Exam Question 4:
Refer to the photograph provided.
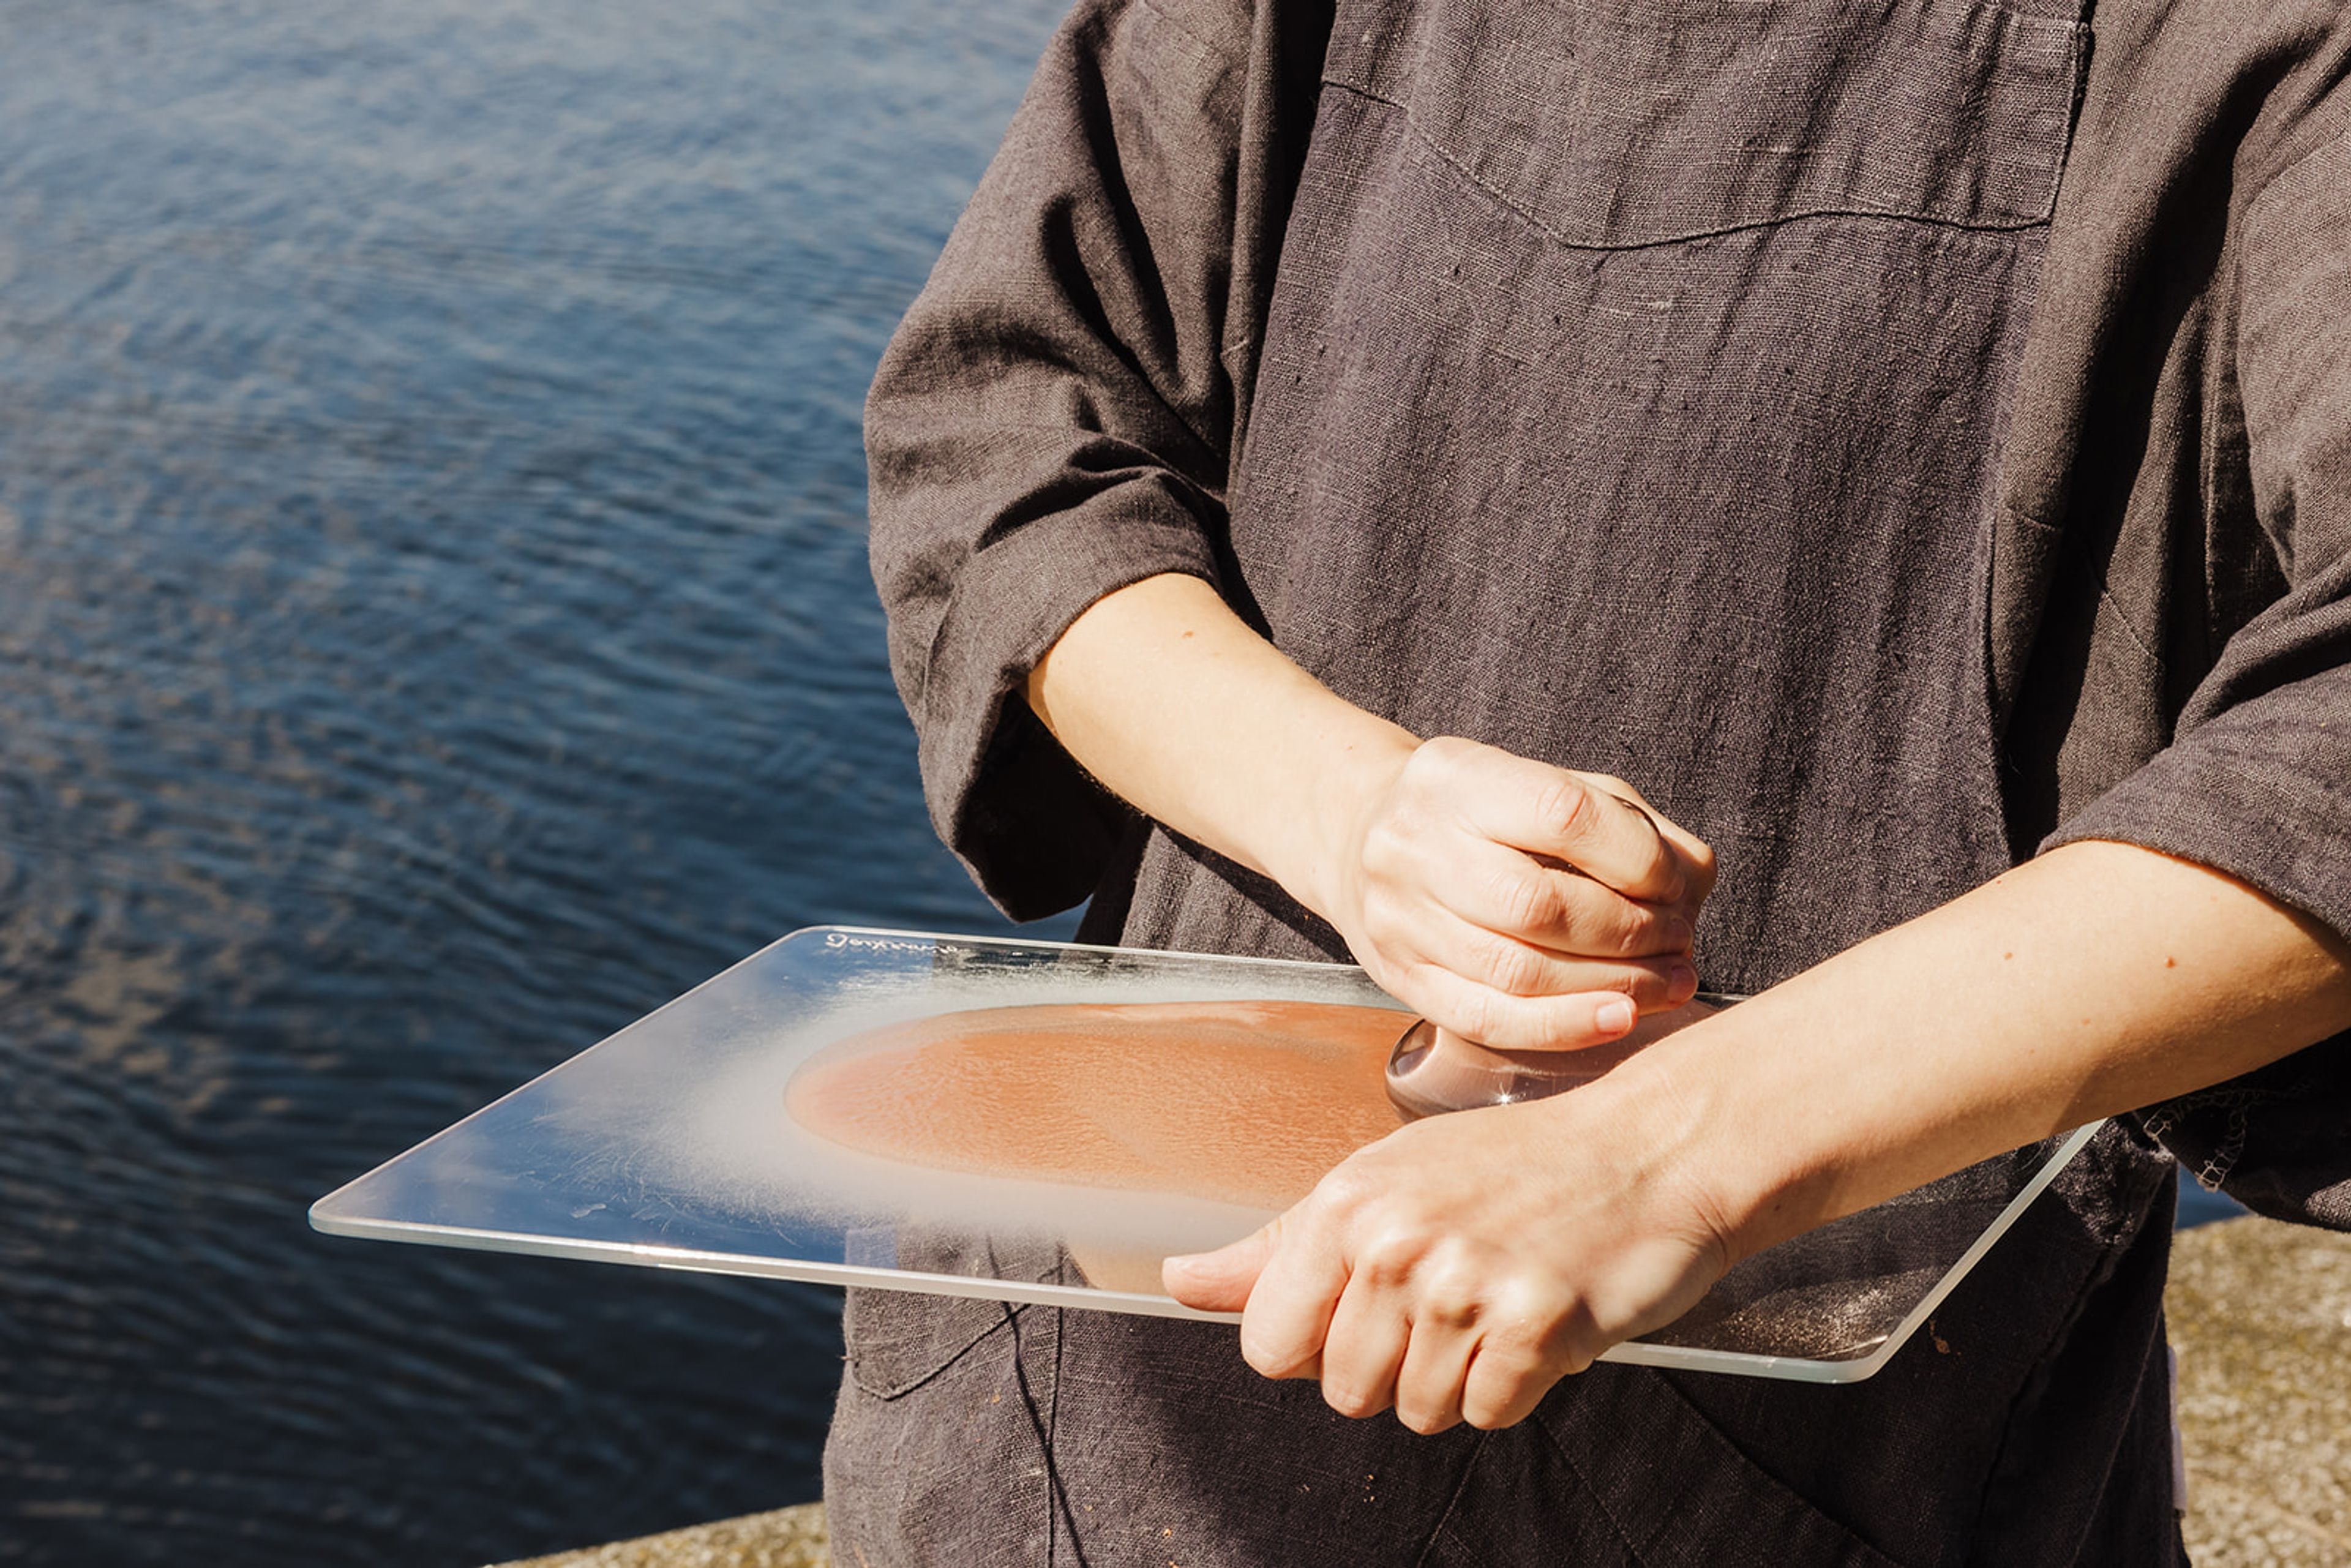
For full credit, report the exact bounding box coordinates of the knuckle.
[1475,934,1545,996]
[1357,899,1411,952]
[1477,1316,1545,1364]
[1398,1405,1455,1436]
[1641,961,1689,1002]
[1315,1161,1378,1214]
[1460,1400,1509,1431]
[1460,925,1506,973]
[1423,1297,1482,1335]
[1324,1382,1383,1419]
[1633,833,1685,898]
[1604,899,1655,956]
[1359,818,1398,863]
[1534,776,1597,844]
[1390,960,1447,1016]
[1418,1264,1487,1329]
[1354,1239,1417,1289]
[1460,1370,1537,1428]
[1360,819,1414,876]
[1491,869,1550,932]
[1409,735,1471,785]
[1646,911,1695,961]
[1453,988,1505,1045]
[1242,1337,1314,1380]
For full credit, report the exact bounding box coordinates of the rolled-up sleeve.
[867,0,1262,918]
[2049,129,2351,933]
[2045,126,2351,1220]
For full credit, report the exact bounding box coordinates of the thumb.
[1163,1222,1279,1312]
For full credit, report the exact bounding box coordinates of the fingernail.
[1671,961,1698,994]
[1596,998,1635,1035]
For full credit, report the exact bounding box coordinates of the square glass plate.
[311,926,2098,1384]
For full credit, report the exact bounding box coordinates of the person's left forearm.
[1645,838,2351,1266]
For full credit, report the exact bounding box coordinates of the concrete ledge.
[493,1504,828,1568]
[493,1216,2351,1567]
[2169,1216,2351,1566]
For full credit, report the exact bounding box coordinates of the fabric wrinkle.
[842,0,2351,1561]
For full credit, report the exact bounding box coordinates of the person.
[830,0,2351,1560]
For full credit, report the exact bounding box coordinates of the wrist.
[1575,1006,1829,1268]
[1265,710,1417,925]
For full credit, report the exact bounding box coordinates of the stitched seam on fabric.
[1127,0,1228,67]
[851,1305,1020,1400]
[1534,1415,1652,1565]
[1047,1306,1068,1566]
[922,505,1217,716]
[2211,232,2244,602]
[2055,13,2092,168]
[1960,1142,2167,1559]
[1642,1379,1910,1566]
[2237,113,2351,242]
[953,422,1234,471]
[1990,507,2171,690]
[948,419,1196,442]
[1005,1304,1081,1566]
[2204,223,2285,663]
[1409,1430,1491,1568]
[1997,497,2064,536]
[2142,1086,2271,1191]
[1318,78,2061,252]
[2229,139,2317,583]
[2093,582,2167,670]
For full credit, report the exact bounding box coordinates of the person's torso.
[1120,0,2093,988]
[1087,5,2182,1561]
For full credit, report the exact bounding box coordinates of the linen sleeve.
[2043,127,2351,1221]
[865,0,1265,919]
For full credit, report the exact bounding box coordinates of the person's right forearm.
[1024,572,1414,918]
[1024,573,1710,1046]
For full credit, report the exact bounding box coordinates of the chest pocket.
[1325,0,2087,246]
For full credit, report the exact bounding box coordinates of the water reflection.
[0,0,1069,1561]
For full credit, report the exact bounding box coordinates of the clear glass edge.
[307,925,2110,1387]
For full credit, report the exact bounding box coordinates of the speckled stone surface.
[490,1216,2351,1567]
[490,1503,829,1568]
[2172,1216,2351,1567]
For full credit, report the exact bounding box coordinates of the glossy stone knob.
[1383,998,1733,1120]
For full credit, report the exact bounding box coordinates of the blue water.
[0,1,1070,1562]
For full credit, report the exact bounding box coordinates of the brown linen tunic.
[836,1,2351,1562]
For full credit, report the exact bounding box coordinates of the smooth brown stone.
[784,1000,1412,1212]
[1385,1000,1722,1118]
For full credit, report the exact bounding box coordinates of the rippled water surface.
[0,2,1070,1561]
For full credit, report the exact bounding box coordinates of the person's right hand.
[1021,576,1712,1049]
[1307,735,1716,1051]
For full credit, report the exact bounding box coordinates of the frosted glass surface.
[310,926,2098,1384]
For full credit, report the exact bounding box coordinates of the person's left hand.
[1161,1076,1736,1432]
